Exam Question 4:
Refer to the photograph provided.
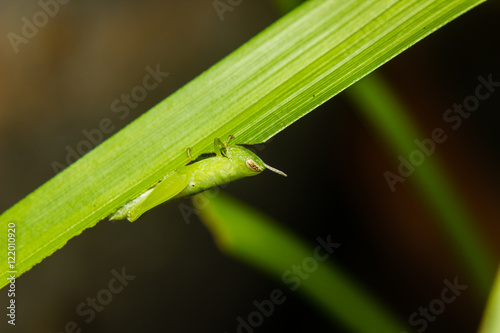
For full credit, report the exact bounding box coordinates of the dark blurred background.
[1,0,499,332]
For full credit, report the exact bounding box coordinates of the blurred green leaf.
[195,192,408,332]
[346,73,495,297]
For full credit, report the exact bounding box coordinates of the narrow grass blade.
[195,192,409,332]
[478,264,500,333]
[0,0,487,288]
[346,73,495,297]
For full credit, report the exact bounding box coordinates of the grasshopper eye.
[246,158,263,172]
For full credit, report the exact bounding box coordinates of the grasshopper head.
[226,145,287,177]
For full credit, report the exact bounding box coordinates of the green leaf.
[478,265,500,333]
[195,192,409,332]
[0,0,487,288]
[346,74,495,297]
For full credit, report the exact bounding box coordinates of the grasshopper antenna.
[264,163,287,177]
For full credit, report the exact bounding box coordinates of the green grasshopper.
[110,136,286,222]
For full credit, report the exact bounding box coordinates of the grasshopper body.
[110,136,286,222]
